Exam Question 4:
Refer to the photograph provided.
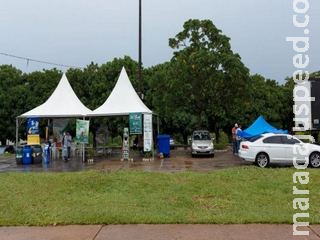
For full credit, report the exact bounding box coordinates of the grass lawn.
[0,167,319,226]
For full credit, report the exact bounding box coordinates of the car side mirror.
[211,137,215,141]
[188,137,192,144]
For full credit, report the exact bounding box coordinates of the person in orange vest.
[232,123,238,154]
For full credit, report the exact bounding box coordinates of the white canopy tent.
[89,67,158,155]
[16,73,93,148]
[19,73,92,118]
[89,67,152,116]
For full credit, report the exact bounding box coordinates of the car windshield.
[193,132,211,140]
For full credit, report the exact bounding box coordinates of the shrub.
[215,130,229,150]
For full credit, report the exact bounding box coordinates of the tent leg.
[82,117,85,163]
[16,118,19,148]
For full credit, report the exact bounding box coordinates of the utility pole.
[138,0,142,98]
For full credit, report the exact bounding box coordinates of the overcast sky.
[0,0,319,83]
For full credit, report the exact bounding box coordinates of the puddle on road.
[0,149,247,173]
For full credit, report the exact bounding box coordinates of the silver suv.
[191,130,214,157]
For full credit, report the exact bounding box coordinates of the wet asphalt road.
[0,148,251,173]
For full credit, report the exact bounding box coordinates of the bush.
[106,135,122,147]
[215,130,229,150]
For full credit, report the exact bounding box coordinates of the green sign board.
[129,113,142,134]
[76,119,90,143]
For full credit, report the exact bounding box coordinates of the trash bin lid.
[157,134,170,139]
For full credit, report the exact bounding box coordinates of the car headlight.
[209,142,214,149]
[192,143,197,148]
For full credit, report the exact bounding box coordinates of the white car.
[239,133,320,168]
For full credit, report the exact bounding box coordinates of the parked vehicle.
[191,130,214,157]
[170,137,175,149]
[239,133,320,168]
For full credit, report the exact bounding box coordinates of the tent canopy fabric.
[240,116,288,138]
[89,67,152,116]
[19,73,92,118]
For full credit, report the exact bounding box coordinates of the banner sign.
[129,113,142,135]
[27,118,39,135]
[143,114,153,152]
[27,134,40,145]
[76,119,90,143]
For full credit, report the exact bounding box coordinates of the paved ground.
[0,148,251,173]
[0,224,319,240]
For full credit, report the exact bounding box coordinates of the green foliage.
[213,131,229,150]
[146,19,250,142]
[106,135,122,147]
[294,131,316,143]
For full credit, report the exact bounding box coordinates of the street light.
[138,0,142,98]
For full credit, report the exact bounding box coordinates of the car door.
[262,136,286,161]
[281,136,306,162]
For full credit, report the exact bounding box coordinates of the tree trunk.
[215,127,220,143]
[92,129,97,148]
[183,132,188,145]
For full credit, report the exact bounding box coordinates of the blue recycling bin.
[157,135,170,157]
[22,145,32,165]
[43,144,50,164]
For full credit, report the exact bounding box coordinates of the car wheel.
[309,152,320,168]
[256,153,269,168]
[211,153,215,158]
[192,154,195,158]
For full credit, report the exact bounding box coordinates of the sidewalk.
[1,225,319,240]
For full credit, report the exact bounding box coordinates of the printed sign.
[76,119,90,143]
[143,114,153,152]
[27,118,39,135]
[129,113,142,135]
[27,134,40,145]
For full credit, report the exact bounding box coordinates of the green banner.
[76,119,90,143]
[129,113,142,135]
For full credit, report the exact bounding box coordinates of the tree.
[0,65,25,143]
[147,19,250,142]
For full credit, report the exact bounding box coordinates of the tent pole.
[82,117,85,163]
[16,118,19,148]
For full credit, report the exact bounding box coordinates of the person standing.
[236,125,242,153]
[232,123,238,154]
[62,132,68,161]
[66,132,72,159]
[62,132,72,161]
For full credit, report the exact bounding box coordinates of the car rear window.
[193,132,211,140]
[247,135,263,142]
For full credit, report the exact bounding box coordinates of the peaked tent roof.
[19,73,92,118]
[89,67,152,116]
[240,116,287,138]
